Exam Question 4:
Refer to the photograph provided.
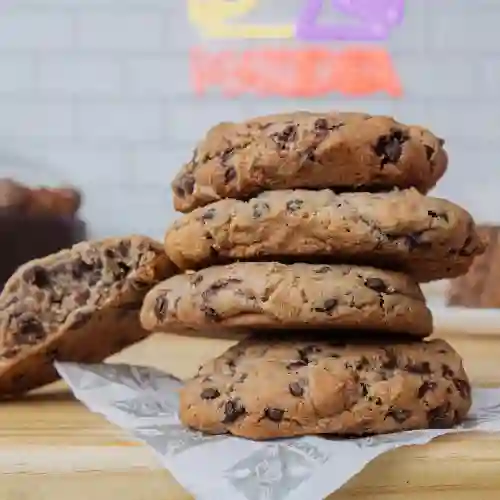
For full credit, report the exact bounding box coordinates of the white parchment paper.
[55,362,500,500]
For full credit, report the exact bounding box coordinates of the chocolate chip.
[373,130,407,166]
[313,298,338,314]
[360,382,369,398]
[289,381,304,397]
[287,360,308,371]
[202,278,243,299]
[69,310,92,329]
[428,403,451,428]
[252,202,270,219]
[201,208,216,221]
[224,167,236,184]
[23,266,50,288]
[303,146,316,161]
[286,199,303,212]
[200,305,221,322]
[382,350,398,370]
[438,138,445,146]
[192,274,204,286]
[453,378,470,398]
[356,356,370,370]
[222,399,246,423]
[314,266,331,274]
[154,296,167,321]
[406,362,432,374]
[428,210,449,223]
[406,232,431,251]
[364,277,387,293]
[17,317,45,341]
[386,408,411,424]
[424,145,435,161]
[71,258,98,280]
[442,364,455,378]
[418,381,437,398]
[314,118,329,131]
[175,175,195,197]
[271,125,296,149]
[201,388,220,400]
[265,408,284,422]
[221,147,235,163]
[117,241,130,257]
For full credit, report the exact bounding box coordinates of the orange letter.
[329,48,402,97]
[190,47,233,95]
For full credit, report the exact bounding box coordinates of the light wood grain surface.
[2,325,500,500]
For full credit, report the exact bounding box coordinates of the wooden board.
[2,328,500,500]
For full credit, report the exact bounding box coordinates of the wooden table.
[2,328,500,500]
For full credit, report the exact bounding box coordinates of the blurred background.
[0,0,496,293]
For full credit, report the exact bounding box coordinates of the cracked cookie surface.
[165,188,485,282]
[140,262,432,337]
[0,235,175,396]
[171,112,447,213]
[179,335,471,439]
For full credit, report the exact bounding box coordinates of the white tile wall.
[0,0,497,240]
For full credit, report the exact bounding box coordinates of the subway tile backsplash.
[0,0,497,239]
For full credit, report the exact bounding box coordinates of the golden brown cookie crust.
[165,188,485,282]
[140,262,432,337]
[180,336,471,439]
[171,112,447,213]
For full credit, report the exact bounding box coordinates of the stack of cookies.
[139,111,486,440]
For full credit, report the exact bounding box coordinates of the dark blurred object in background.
[447,225,497,308]
[0,178,86,290]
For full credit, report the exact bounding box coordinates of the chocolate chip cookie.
[171,112,447,213]
[0,235,175,396]
[179,335,471,439]
[140,262,432,337]
[165,188,485,282]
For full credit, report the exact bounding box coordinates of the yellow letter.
[187,0,294,39]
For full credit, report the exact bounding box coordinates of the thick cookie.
[179,335,471,439]
[165,188,485,282]
[0,235,175,396]
[140,262,432,337]
[171,112,447,213]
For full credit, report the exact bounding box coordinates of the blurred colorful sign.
[188,0,404,97]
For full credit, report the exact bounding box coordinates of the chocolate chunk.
[417,381,437,398]
[314,118,329,131]
[265,408,285,422]
[23,266,50,288]
[287,360,308,371]
[424,145,434,161]
[224,167,236,184]
[364,277,388,293]
[386,408,411,424]
[192,274,204,286]
[202,278,242,299]
[252,202,270,219]
[201,208,216,221]
[356,356,370,370]
[271,125,296,149]
[313,298,338,314]
[360,382,369,398]
[442,364,455,378]
[200,305,221,322]
[71,257,97,280]
[116,240,130,257]
[373,130,407,166]
[428,403,451,428]
[286,199,304,212]
[453,378,470,398]
[175,175,195,197]
[406,362,432,374]
[314,266,331,274]
[201,388,220,400]
[154,296,167,321]
[289,381,305,397]
[382,350,398,370]
[222,399,246,423]
[68,311,92,330]
[221,147,235,163]
[18,317,45,341]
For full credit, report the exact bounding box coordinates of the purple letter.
[296,0,405,41]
